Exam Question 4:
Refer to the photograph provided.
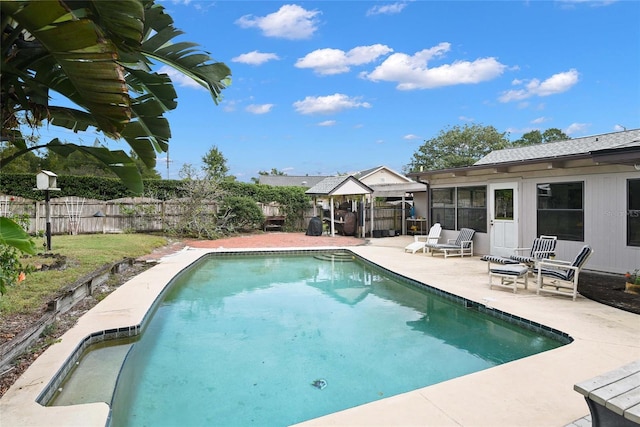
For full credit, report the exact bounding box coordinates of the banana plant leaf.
[0,217,36,255]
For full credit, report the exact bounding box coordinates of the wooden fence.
[0,195,217,235]
[0,195,405,236]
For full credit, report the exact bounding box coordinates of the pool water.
[109,253,564,426]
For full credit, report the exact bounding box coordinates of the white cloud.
[235,5,320,40]
[318,120,337,126]
[366,2,408,16]
[613,124,627,131]
[158,65,202,90]
[222,99,239,113]
[232,51,280,65]
[458,116,475,122]
[246,104,274,114]
[295,44,393,75]
[293,93,371,115]
[565,122,590,135]
[531,116,548,124]
[403,134,421,140]
[499,69,579,102]
[362,43,506,90]
[558,0,618,8]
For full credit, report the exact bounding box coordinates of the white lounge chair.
[404,223,442,254]
[536,245,593,301]
[426,228,476,258]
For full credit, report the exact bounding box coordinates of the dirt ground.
[1,233,638,397]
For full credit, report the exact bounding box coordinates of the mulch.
[578,271,640,315]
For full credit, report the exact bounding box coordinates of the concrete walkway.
[1,236,639,426]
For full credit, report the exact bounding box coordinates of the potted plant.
[624,269,640,294]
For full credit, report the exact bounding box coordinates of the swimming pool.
[102,252,566,426]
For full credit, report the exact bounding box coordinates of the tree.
[1,0,231,194]
[262,168,287,176]
[542,128,570,143]
[512,128,570,147]
[251,168,286,183]
[405,124,510,172]
[131,150,162,179]
[1,0,230,253]
[202,146,229,180]
[0,142,41,173]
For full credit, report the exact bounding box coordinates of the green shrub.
[221,196,265,231]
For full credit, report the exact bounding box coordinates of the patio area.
[1,234,639,426]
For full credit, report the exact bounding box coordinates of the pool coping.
[1,240,639,426]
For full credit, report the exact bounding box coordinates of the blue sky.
[47,1,640,181]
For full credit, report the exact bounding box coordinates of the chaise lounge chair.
[536,245,593,301]
[426,228,475,258]
[404,223,442,254]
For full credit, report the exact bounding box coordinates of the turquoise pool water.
[109,253,565,426]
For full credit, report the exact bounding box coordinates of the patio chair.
[536,245,593,301]
[509,235,557,269]
[481,235,558,273]
[404,223,442,254]
[426,228,475,258]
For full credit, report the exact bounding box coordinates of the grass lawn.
[0,234,169,316]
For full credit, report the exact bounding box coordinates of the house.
[408,129,640,275]
[260,167,427,235]
[354,166,427,234]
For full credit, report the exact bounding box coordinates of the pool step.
[313,252,355,262]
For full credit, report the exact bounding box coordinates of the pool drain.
[311,378,327,390]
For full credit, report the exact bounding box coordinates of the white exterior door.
[489,182,519,256]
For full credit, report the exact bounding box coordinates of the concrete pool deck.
[1,236,639,426]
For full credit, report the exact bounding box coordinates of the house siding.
[427,165,639,274]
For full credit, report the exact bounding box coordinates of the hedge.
[0,174,311,228]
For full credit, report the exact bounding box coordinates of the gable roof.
[475,129,640,166]
[258,175,327,188]
[305,175,372,196]
[353,165,414,183]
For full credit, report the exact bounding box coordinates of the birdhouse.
[36,170,59,190]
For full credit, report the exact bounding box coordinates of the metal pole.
[45,189,52,250]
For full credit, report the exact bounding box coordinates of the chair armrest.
[512,247,531,254]
[539,258,571,265]
[538,259,572,269]
[539,262,580,275]
[447,238,456,244]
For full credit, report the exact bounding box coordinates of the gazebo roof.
[305,175,372,196]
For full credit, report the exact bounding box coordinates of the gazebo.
[366,181,428,235]
[305,175,373,237]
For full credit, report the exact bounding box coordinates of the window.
[628,179,640,247]
[430,186,487,232]
[431,188,455,230]
[494,189,514,220]
[457,186,487,232]
[537,182,584,241]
